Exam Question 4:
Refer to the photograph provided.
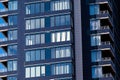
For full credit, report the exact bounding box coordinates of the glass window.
[66,47,71,57]
[36,3,40,13]
[51,46,71,59]
[26,18,45,30]
[30,51,35,61]
[35,19,40,29]
[56,48,60,58]
[90,19,100,30]
[56,16,60,26]
[25,49,45,62]
[41,50,45,60]
[13,61,17,71]
[41,66,45,76]
[26,3,44,15]
[41,3,44,12]
[31,67,35,77]
[8,60,17,71]
[51,48,55,58]
[51,0,70,11]
[41,18,45,28]
[56,32,61,42]
[25,65,45,78]
[8,30,17,40]
[51,33,55,42]
[91,35,101,46]
[31,4,35,14]
[8,1,18,10]
[26,20,31,30]
[26,34,45,46]
[61,47,65,58]
[51,17,54,27]
[26,51,30,61]
[26,5,31,14]
[66,31,70,41]
[36,66,40,77]
[35,50,40,60]
[52,63,71,75]
[51,31,71,43]
[31,19,35,29]
[8,61,12,71]
[61,16,65,25]
[25,68,30,78]
[91,50,102,62]
[50,15,71,27]
[92,67,102,78]
[8,45,17,56]
[35,34,40,44]
[61,32,66,41]
[66,15,70,25]
[41,34,45,44]
[90,4,100,15]
[8,15,17,25]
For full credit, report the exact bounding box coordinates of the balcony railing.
[0,53,7,57]
[100,10,109,14]
[0,38,7,42]
[102,57,111,61]
[0,63,7,73]
[0,23,8,27]
[0,68,7,72]
[100,25,110,30]
[0,8,8,12]
[101,41,111,45]
[102,73,114,78]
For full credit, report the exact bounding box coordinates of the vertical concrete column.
[74,0,83,80]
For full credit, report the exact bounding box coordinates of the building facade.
[0,0,120,80]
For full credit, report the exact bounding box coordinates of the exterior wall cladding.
[0,0,120,80]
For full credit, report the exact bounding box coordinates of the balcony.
[89,0,112,11]
[90,3,113,27]
[100,58,115,73]
[0,45,17,59]
[0,0,17,13]
[91,27,114,42]
[0,60,17,76]
[92,66,115,80]
[92,50,115,72]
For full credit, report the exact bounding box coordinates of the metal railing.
[101,41,111,45]
[102,57,111,61]
[102,73,113,78]
[100,10,109,14]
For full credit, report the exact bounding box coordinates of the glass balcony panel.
[0,48,7,57]
[0,18,8,27]
[0,63,7,72]
[0,3,8,12]
[0,33,7,42]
